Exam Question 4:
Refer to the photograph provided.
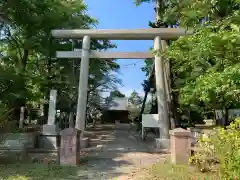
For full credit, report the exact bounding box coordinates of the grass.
[132,161,219,180]
[0,163,219,180]
[0,164,88,180]
[0,155,90,180]
[0,155,219,180]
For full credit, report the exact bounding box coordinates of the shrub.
[0,102,16,133]
[190,118,240,179]
[0,103,11,127]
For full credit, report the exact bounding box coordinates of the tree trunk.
[139,91,148,116]
[27,104,31,124]
[224,107,229,127]
[69,112,74,128]
[13,49,28,125]
[44,37,53,120]
[169,61,181,128]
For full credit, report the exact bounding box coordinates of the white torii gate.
[51,28,192,149]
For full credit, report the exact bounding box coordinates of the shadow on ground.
[0,153,134,180]
[0,123,168,180]
[81,123,168,179]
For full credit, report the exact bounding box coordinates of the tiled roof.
[107,97,128,111]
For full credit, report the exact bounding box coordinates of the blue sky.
[85,0,155,97]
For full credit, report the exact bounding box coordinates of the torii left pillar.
[75,36,90,148]
[154,36,170,150]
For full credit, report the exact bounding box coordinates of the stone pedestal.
[39,124,60,149]
[38,89,59,150]
[170,128,191,165]
[80,137,89,149]
[59,128,81,166]
[21,132,39,149]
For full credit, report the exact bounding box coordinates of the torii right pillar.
[154,36,170,150]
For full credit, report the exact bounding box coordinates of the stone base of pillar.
[80,137,89,149]
[155,138,170,150]
[59,128,81,166]
[38,124,60,150]
[170,128,191,165]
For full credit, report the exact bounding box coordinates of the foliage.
[0,102,12,128]
[141,59,153,77]
[128,160,218,179]
[137,0,240,125]
[162,0,240,27]
[135,0,156,6]
[0,0,121,125]
[128,90,143,121]
[142,80,151,93]
[0,163,85,180]
[143,100,152,114]
[109,90,125,98]
[190,118,240,179]
[136,0,240,27]
[128,107,140,122]
[128,90,143,107]
[105,90,126,106]
[166,10,240,111]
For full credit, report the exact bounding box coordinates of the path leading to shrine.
[79,124,169,179]
[27,124,168,179]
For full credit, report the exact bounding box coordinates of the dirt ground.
[33,124,168,179]
[0,124,169,180]
[80,124,169,179]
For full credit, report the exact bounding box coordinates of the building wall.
[102,110,129,123]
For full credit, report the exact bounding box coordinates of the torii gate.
[51,28,192,148]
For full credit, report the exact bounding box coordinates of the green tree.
[105,90,126,105]
[128,90,143,106]
[135,0,179,128]
[109,90,126,98]
[136,0,240,126]
[0,0,121,126]
[166,0,240,124]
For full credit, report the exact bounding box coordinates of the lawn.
[129,161,219,180]
[0,155,219,180]
[0,155,91,180]
[0,164,88,180]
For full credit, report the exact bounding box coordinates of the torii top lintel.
[51,28,193,40]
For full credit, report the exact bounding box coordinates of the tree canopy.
[128,90,143,107]
[0,0,121,124]
[137,0,240,124]
[109,90,126,98]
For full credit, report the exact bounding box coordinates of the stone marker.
[39,89,60,150]
[48,89,57,125]
[170,128,191,165]
[19,106,25,129]
[59,128,81,166]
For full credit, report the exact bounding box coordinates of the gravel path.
[79,124,169,179]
